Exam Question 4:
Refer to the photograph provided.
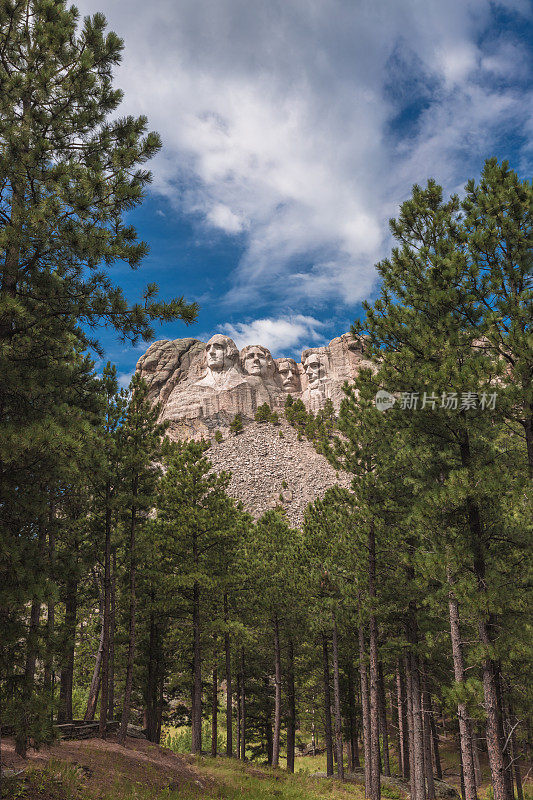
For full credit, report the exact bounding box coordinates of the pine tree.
[156,441,242,753]
[117,374,166,744]
[352,173,529,800]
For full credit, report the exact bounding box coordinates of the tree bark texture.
[322,633,334,778]
[272,615,282,768]
[332,615,345,780]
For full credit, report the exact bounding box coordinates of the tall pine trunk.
[508,700,524,800]
[447,567,477,800]
[347,663,361,770]
[359,623,372,797]
[404,653,416,799]
[396,660,410,780]
[369,523,381,800]
[421,668,435,800]
[404,626,426,800]
[286,638,296,774]
[118,484,138,745]
[191,579,202,753]
[16,597,41,757]
[84,591,105,723]
[58,576,78,723]
[322,633,334,777]
[428,692,442,780]
[211,662,218,757]
[378,662,390,777]
[459,433,510,800]
[108,547,116,721]
[272,614,282,768]
[240,647,246,760]
[43,522,55,700]
[144,603,159,742]
[99,489,112,738]
[224,594,233,757]
[236,671,241,759]
[332,614,344,780]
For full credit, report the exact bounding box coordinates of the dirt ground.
[1,734,213,796]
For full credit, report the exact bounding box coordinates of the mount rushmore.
[136,331,371,524]
[137,331,371,439]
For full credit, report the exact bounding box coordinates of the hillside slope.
[1,735,366,800]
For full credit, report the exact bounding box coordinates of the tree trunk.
[43,523,55,699]
[211,663,218,757]
[236,671,241,759]
[428,695,442,780]
[16,597,42,757]
[405,636,426,800]
[397,660,410,780]
[191,579,202,754]
[145,605,158,742]
[459,433,510,800]
[240,647,246,761]
[369,522,381,800]
[118,492,138,745]
[224,594,233,757]
[347,663,361,770]
[522,411,533,481]
[272,614,282,768]
[332,614,345,780]
[447,567,478,800]
[58,576,77,724]
[322,633,334,777]
[378,662,390,777]
[286,638,296,774]
[421,668,436,800]
[471,722,482,788]
[156,674,164,744]
[495,666,514,800]
[410,649,427,800]
[508,701,524,800]
[84,597,105,723]
[108,547,116,721]
[99,489,112,738]
[359,624,372,797]
[265,695,274,767]
[404,653,416,800]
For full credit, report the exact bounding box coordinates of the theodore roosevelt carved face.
[277,358,301,392]
[241,345,274,378]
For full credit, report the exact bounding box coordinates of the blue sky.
[77,0,533,386]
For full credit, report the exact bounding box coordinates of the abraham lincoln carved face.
[302,349,328,388]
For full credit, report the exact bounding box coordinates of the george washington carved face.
[205,334,239,373]
[277,358,301,392]
[241,345,275,378]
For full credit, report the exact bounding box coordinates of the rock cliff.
[136,332,370,525]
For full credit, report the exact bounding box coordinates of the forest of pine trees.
[0,3,531,800]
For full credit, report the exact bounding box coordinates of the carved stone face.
[205,335,239,373]
[277,358,300,391]
[303,352,327,388]
[241,345,274,377]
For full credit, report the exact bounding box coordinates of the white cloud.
[76,0,532,308]
[220,315,325,354]
[118,371,133,389]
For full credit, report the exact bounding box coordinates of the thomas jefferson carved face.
[303,350,327,388]
[277,358,300,391]
[241,345,274,377]
[205,335,239,373]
